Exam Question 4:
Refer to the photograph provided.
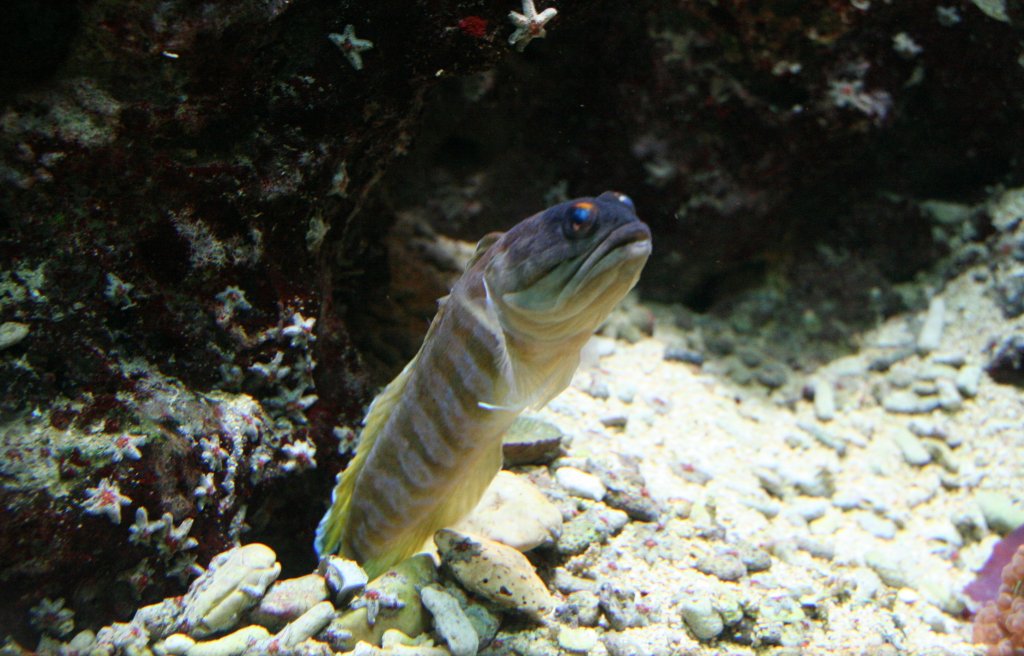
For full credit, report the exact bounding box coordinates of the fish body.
[315,191,652,577]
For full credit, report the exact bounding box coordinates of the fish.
[314,191,652,578]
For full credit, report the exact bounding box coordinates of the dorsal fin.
[466,231,504,270]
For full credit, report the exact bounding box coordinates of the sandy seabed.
[521,259,1020,656]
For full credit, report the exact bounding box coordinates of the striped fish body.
[316,192,652,578]
[330,270,521,575]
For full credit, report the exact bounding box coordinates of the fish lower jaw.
[622,238,652,260]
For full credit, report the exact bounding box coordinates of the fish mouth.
[575,220,652,281]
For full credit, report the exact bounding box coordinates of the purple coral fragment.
[965,522,1024,604]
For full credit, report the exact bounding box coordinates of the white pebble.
[679,597,724,641]
[813,379,836,422]
[857,513,897,539]
[919,603,956,633]
[274,601,335,648]
[891,428,932,467]
[616,383,637,404]
[955,365,982,398]
[865,549,909,588]
[188,626,271,656]
[161,634,196,656]
[788,499,829,522]
[421,585,478,656]
[936,379,962,411]
[555,467,606,501]
[557,626,600,653]
[848,568,883,605]
[583,336,617,360]
[0,322,29,350]
[898,588,919,604]
[976,491,1024,534]
[917,297,945,353]
[318,556,367,606]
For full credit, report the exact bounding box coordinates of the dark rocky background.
[1,0,1022,641]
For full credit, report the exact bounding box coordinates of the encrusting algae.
[315,192,652,577]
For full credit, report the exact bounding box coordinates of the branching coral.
[974,544,1024,655]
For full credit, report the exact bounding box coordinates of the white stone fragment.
[813,379,836,422]
[955,365,982,398]
[883,390,940,414]
[916,297,945,353]
[251,574,328,631]
[865,548,909,588]
[679,597,724,641]
[970,0,1009,23]
[133,597,183,639]
[582,335,617,361]
[273,601,336,648]
[161,633,196,656]
[915,571,964,615]
[177,544,281,638]
[847,567,883,605]
[65,630,96,653]
[0,322,29,349]
[421,585,478,656]
[182,626,270,656]
[890,428,932,467]
[935,378,963,411]
[555,467,606,501]
[318,556,368,606]
[557,625,600,653]
[857,513,897,539]
[976,491,1024,534]
[990,186,1024,230]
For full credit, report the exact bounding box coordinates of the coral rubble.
[974,544,1024,655]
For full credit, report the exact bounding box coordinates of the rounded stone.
[976,491,1024,534]
[502,416,565,466]
[177,543,281,638]
[679,597,724,641]
[435,529,555,619]
[0,321,29,350]
[955,365,982,398]
[813,379,836,422]
[555,467,607,501]
[250,573,329,631]
[421,585,478,656]
[317,556,368,607]
[455,471,563,551]
[695,553,747,582]
[557,626,600,653]
[857,513,898,540]
[890,428,932,467]
[755,362,788,388]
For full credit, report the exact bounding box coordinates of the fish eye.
[615,193,635,210]
[569,202,597,234]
